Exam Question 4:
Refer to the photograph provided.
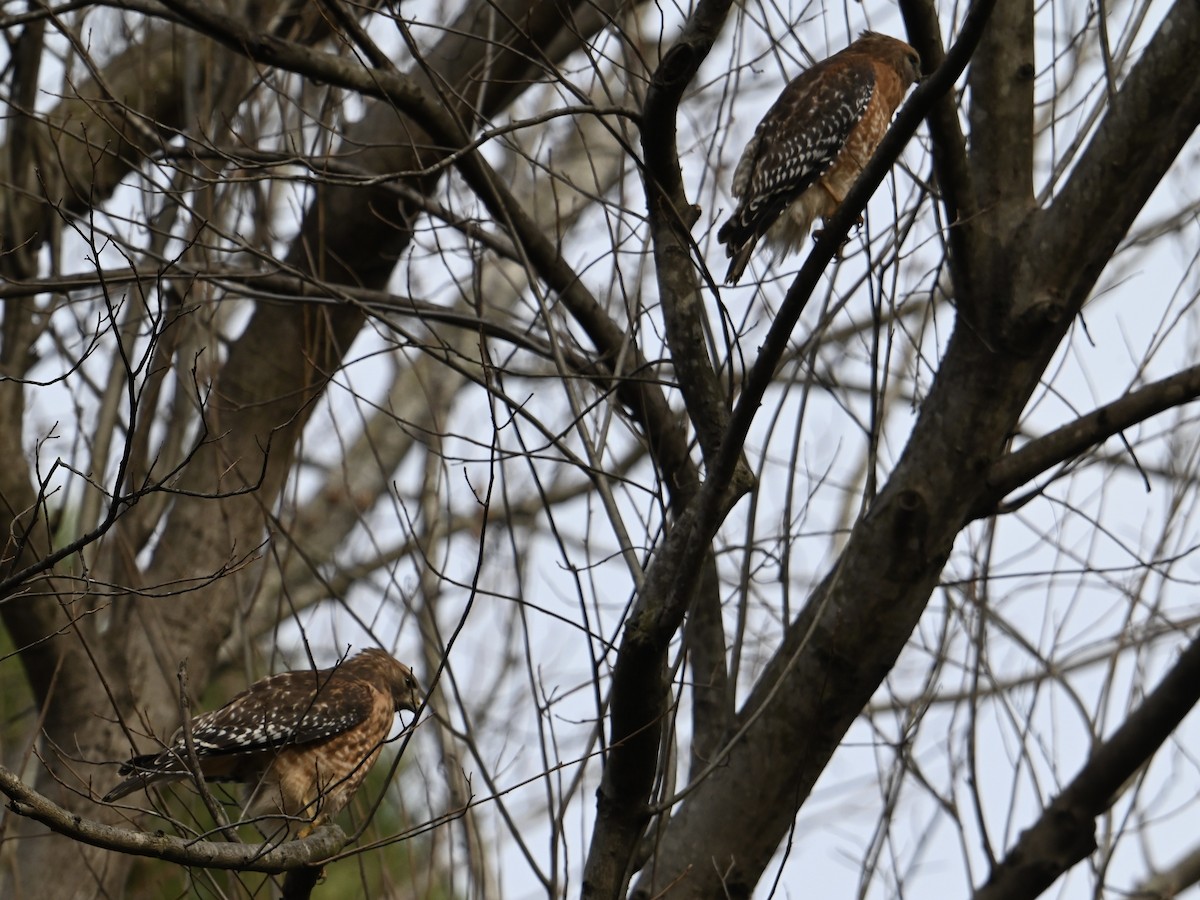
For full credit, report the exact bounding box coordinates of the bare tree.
[1,0,1200,898]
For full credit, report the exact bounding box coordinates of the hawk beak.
[400,686,427,716]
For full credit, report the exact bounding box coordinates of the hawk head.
[356,647,424,713]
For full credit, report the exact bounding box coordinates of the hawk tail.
[102,773,153,803]
[102,753,178,802]
[717,213,759,285]
[723,240,757,285]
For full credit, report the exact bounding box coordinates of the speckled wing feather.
[183,671,374,755]
[718,55,876,283]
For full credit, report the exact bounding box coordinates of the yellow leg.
[295,809,327,840]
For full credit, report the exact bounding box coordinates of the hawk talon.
[812,216,863,259]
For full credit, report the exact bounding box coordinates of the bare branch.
[0,764,344,872]
[974,628,1200,900]
[640,0,745,481]
[1029,0,1200,329]
[975,361,1200,519]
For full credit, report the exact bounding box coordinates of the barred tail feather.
[717,211,760,286]
[723,240,758,285]
[102,752,182,802]
[102,769,176,803]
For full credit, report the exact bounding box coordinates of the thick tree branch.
[898,0,978,296]
[967,0,1034,219]
[683,553,732,772]
[974,628,1200,900]
[640,0,747,483]
[961,0,1035,330]
[1029,0,1200,327]
[973,361,1200,519]
[154,0,695,507]
[0,764,344,871]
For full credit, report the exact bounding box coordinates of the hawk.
[103,648,422,836]
[717,32,921,285]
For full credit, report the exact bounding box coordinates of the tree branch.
[974,627,1200,900]
[973,361,1200,519]
[1026,0,1200,330]
[0,764,344,872]
[966,0,1034,220]
[1132,843,1200,900]
[640,0,747,485]
[155,0,697,508]
[898,0,978,296]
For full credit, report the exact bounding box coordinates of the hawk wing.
[184,670,375,756]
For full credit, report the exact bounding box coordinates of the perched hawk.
[104,648,422,835]
[717,32,921,285]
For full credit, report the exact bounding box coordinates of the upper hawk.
[717,32,921,285]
